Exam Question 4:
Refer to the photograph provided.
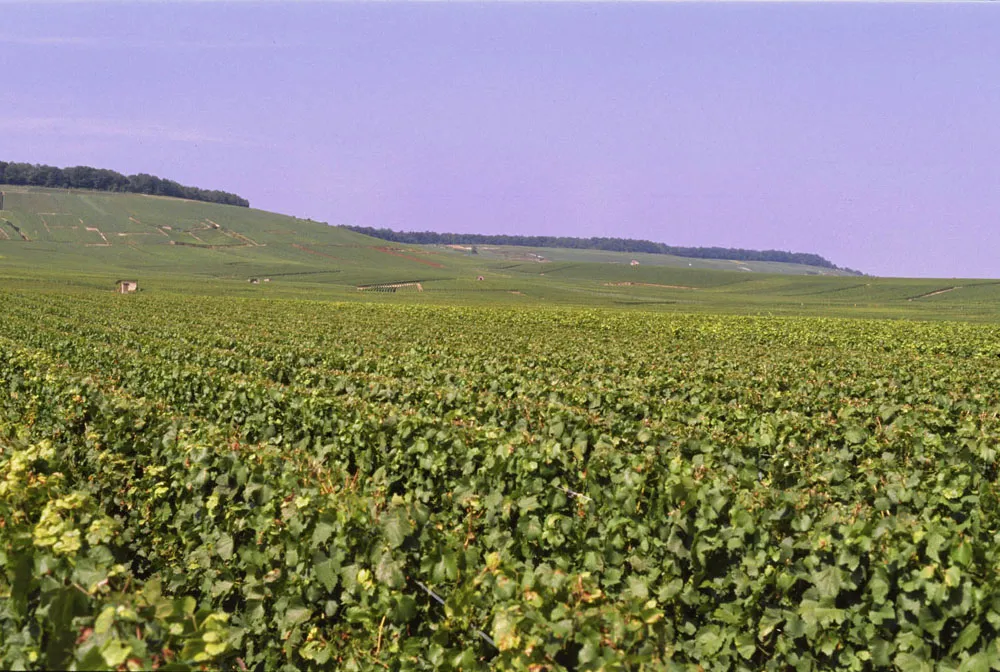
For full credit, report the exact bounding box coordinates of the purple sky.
[2,2,998,277]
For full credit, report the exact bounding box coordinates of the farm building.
[116,280,138,294]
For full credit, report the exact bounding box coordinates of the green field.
[6,187,1000,670]
[5,291,1000,670]
[3,186,1000,321]
[433,243,858,276]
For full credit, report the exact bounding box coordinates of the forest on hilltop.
[0,161,249,207]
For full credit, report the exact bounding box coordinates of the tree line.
[345,226,861,274]
[0,161,249,207]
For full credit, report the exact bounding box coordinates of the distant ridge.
[0,160,249,207]
[344,226,863,274]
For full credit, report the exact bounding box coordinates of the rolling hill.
[344,226,862,274]
[2,184,999,320]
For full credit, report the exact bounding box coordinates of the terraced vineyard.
[5,289,1000,670]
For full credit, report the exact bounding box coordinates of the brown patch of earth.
[909,286,962,300]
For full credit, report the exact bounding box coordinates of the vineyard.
[5,289,1000,670]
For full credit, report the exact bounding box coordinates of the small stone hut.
[116,280,138,294]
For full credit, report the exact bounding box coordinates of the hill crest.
[345,225,862,275]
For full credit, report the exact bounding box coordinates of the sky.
[1,2,998,278]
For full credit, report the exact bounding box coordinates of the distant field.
[2,185,1000,320]
[445,244,856,276]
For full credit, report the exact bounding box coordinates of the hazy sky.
[2,2,998,277]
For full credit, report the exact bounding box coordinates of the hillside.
[0,186,849,286]
[0,185,405,288]
[4,185,1000,320]
[346,225,861,274]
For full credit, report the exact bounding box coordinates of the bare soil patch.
[910,286,963,300]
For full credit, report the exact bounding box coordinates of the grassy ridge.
[343,226,856,273]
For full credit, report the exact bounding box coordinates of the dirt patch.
[509,290,524,295]
[86,226,109,243]
[2,219,29,241]
[605,282,696,290]
[909,286,963,300]
[375,246,445,268]
[211,221,259,246]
